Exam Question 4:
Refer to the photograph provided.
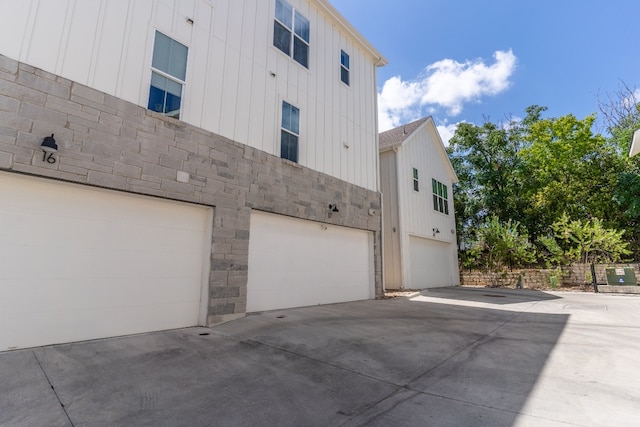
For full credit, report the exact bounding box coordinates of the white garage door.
[247,211,374,312]
[0,172,212,351]
[409,235,456,289]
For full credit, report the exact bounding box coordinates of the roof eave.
[380,117,459,183]
[314,0,388,67]
[425,117,459,184]
[379,140,403,153]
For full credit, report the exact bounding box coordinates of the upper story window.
[412,168,419,192]
[148,31,188,119]
[340,50,350,85]
[274,0,310,68]
[432,178,449,215]
[281,101,300,162]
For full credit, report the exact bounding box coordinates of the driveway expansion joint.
[32,350,75,427]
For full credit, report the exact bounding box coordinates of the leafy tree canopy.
[449,100,639,267]
[539,213,631,265]
[519,110,624,234]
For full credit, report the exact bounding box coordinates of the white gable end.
[379,117,460,289]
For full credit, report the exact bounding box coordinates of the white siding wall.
[394,120,459,287]
[0,0,380,190]
[380,150,402,289]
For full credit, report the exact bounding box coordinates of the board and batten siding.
[0,0,382,191]
[380,150,402,289]
[396,123,456,242]
[393,120,458,288]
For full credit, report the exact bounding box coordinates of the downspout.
[373,58,382,192]
[392,145,404,289]
[374,57,385,294]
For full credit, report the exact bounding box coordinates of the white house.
[630,129,640,157]
[0,0,387,350]
[379,117,460,290]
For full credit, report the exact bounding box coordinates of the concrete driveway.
[1,287,640,426]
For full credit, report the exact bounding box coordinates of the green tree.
[539,213,632,264]
[466,216,536,273]
[613,172,640,258]
[598,82,640,259]
[447,117,526,247]
[449,104,638,265]
[519,108,624,238]
[598,81,640,155]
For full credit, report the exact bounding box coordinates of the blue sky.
[331,0,640,142]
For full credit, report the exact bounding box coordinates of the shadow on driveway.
[417,285,562,305]
[2,287,638,426]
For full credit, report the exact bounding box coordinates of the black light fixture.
[432,227,440,237]
[40,134,57,163]
[327,203,339,218]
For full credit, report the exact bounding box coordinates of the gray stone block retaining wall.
[461,263,640,289]
[0,54,383,325]
[563,263,639,286]
[461,269,557,289]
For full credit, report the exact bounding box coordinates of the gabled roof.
[379,116,458,183]
[379,117,429,151]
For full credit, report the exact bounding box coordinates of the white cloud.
[378,50,517,131]
[622,88,640,110]
[436,122,460,147]
[502,115,522,130]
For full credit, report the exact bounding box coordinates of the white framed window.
[273,0,310,68]
[432,178,449,215]
[412,168,419,192]
[148,31,188,119]
[281,101,299,162]
[340,50,350,85]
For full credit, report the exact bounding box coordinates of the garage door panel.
[0,173,212,351]
[2,181,206,225]
[0,301,200,349]
[2,215,206,251]
[1,276,202,314]
[409,236,455,289]
[3,241,204,281]
[247,211,373,312]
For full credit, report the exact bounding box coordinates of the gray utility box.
[605,267,638,286]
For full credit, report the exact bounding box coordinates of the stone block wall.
[0,54,383,325]
[461,269,558,289]
[563,263,640,286]
[461,263,640,289]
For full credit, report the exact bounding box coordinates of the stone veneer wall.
[461,269,557,289]
[461,264,640,289]
[0,54,383,325]
[562,263,640,286]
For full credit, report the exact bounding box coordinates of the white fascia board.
[314,0,388,67]
[630,129,640,157]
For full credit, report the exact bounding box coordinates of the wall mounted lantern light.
[327,203,339,218]
[40,134,57,163]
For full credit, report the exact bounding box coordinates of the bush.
[537,213,632,265]
[465,216,537,273]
